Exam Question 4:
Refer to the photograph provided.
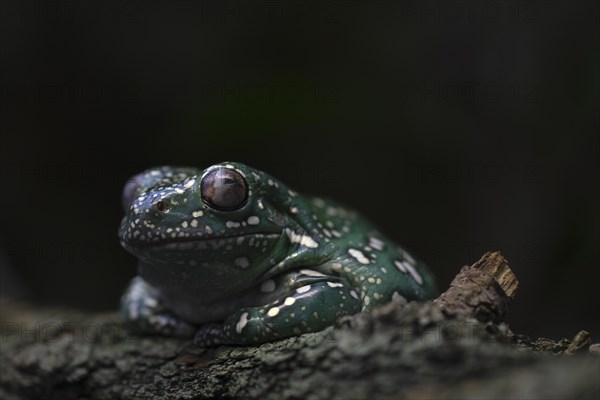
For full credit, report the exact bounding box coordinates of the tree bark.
[1,252,598,399]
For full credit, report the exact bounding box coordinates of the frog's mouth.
[121,232,282,252]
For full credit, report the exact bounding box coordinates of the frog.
[118,162,437,346]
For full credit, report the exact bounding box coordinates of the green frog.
[119,162,437,346]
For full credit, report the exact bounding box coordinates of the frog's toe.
[194,323,226,346]
[126,311,196,337]
[194,310,272,346]
[121,277,196,337]
[149,314,196,337]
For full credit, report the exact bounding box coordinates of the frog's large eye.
[201,167,248,211]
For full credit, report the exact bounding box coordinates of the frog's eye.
[201,167,248,211]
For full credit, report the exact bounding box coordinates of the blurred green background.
[1,1,598,340]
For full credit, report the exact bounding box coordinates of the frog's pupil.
[201,167,248,211]
[156,201,165,211]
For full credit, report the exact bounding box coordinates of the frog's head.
[119,162,325,295]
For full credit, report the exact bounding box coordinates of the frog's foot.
[121,277,195,337]
[194,279,361,346]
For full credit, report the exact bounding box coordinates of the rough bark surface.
[1,252,598,399]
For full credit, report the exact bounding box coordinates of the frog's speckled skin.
[119,162,437,346]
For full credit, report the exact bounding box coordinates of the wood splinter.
[433,251,519,323]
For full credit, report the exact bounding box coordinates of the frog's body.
[119,162,437,346]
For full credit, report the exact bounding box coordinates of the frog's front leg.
[194,277,362,346]
[121,276,196,337]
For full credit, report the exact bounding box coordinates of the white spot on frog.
[296,285,311,294]
[349,290,359,299]
[394,260,423,285]
[326,281,344,288]
[267,307,280,317]
[284,297,296,306]
[192,210,204,218]
[300,269,325,277]
[325,206,338,216]
[247,216,260,225]
[369,237,385,251]
[403,262,423,285]
[285,228,318,248]
[235,312,249,334]
[234,257,250,269]
[226,221,240,228]
[313,198,325,208]
[348,248,369,265]
[394,260,407,273]
[261,279,276,293]
[144,297,158,307]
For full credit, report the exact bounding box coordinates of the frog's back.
[304,195,437,305]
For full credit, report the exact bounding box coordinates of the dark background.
[1,1,598,340]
